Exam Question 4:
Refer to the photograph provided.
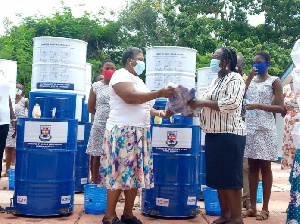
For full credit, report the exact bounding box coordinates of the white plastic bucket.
[31,63,86,92]
[0,59,17,106]
[146,72,195,91]
[33,36,88,66]
[146,46,197,74]
[84,63,92,103]
[197,67,218,87]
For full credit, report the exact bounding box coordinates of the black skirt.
[205,133,246,189]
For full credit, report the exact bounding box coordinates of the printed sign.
[187,196,197,205]
[81,178,88,185]
[152,127,192,154]
[156,198,169,207]
[77,125,85,143]
[61,195,71,204]
[36,82,74,90]
[17,196,27,204]
[24,121,68,149]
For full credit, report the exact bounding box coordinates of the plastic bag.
[292,67,300,95]
[165,82,195,116]
[291,39,300,66]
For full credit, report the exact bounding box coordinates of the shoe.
[121,215,142,224]
[0,206,5,213]
[102,216,124,224]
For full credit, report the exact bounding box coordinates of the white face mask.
[133,60,145,76]
[16,88,22,95]
[210,59,222,73]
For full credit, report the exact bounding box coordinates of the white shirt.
[0,73,11,125]
[106,68,154,130]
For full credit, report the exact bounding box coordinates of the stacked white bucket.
[0,59,17,108]
[196,67,218,98]
[145,46,197,91]
[31,37,88,121]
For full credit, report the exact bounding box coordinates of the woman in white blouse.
[189,47,246,224]
[99,47,176,224]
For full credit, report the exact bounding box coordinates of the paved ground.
[0,162,290,224]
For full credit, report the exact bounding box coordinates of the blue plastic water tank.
[29,91,76,120]
[198,146,206,200]
[75,122,92,192]
[142,120,201,217]
[11,118,77,216]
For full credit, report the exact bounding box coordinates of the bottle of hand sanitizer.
[32,99,41,118]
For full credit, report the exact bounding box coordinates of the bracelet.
[11,119,17,122]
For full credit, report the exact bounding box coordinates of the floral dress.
[281,84,300,169]
[286,149,300,223]
[6,97,27,147]
[86,81,110,156]
[244,76,279,161]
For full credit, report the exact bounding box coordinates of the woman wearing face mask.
[3,83,28,177]
[189,47,246,224]
[86,59,115,184]
[242,51,284,220]
[99,47,176,224]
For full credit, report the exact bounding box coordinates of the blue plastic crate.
[84,184,107,214]
[203,187,221,216]
[8,169,15,190]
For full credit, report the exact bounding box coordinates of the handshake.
[165,84,196,116]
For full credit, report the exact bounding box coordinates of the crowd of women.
[1,44,299,224]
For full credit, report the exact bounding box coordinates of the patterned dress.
[286,149,300,224]
[6,97,27,147]
[281,84,300,169]
[244,76,279,161]
[86,81,110,156]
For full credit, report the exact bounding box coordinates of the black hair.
[255,51,271,63]
[221,47,237,72]
[93,74,103,83]
[100,59,114,68]
[121,47,143,67]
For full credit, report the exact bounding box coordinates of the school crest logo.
[39,125,51,141]
[166,131,178,147]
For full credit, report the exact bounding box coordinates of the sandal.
[102,216,124,224]
[242,208,257,218]
[242,199,251,210]
[121,215,142,224]
[0,206,5,213]
[256,210,269,220]
[1,173,8,177]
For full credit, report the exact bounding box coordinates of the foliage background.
[0,0,299,96]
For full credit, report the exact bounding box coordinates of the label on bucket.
[17,196,27,204]
[156,198,169,207]
[61,195,71,204]
[36,82,74,90]
[24,121,68,149]
[187,196,197,205]
[81,178,88,184]
[152,127,192,154]
[77,125,85,143]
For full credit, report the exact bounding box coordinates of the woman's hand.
[158,87,177,98]
[11,120,17,138]
[160,110,174,118]
[248,67,257,78]
[245,103,260,110]
[188,99,205,110]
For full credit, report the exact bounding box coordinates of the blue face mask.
[133,60,145,76]
[253,61,270,75]
[210,59,222,73]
